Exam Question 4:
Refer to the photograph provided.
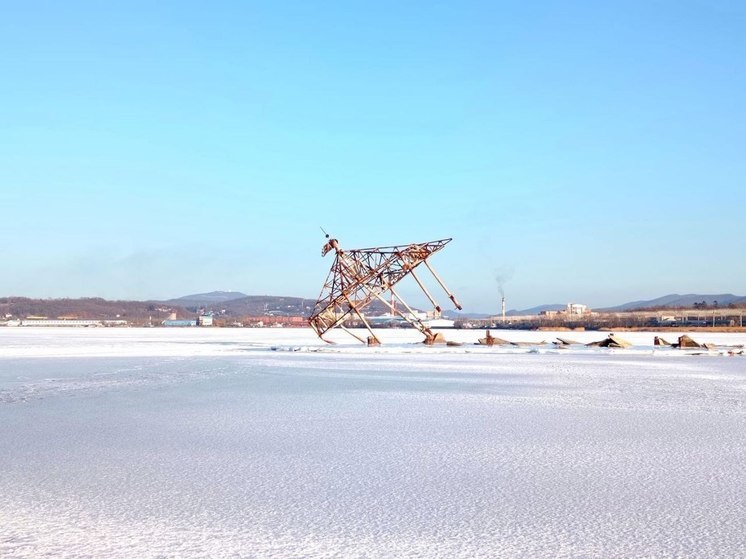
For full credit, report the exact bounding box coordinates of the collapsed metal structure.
[308,233,462,345]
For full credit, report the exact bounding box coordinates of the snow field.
[0,328,744,557]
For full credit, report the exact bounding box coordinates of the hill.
[599,293,746,312]
[207,296,313,317]
[168,291,250,306]
[3,292,745,324]
[168,292,338,317]
[0,297,188,323]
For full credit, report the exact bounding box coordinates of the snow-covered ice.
[0,327,744,558]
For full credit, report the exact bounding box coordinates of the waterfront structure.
[9,319,128,327]
[162,319,198,327]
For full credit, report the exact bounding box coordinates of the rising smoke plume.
[494,267,514,299]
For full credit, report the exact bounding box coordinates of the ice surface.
[0,328,745,557]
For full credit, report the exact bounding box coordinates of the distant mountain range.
[1,292,744,323]
[172,291,746,317]
[501,294,746,315]
[166,291,314,317]
[598,293,746,312]
[168,291,251,306]
[443,305,565,319]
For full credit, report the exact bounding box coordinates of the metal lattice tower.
[308,234,462,345]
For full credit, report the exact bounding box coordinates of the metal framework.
[308,234,462,344]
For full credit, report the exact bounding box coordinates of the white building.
[566,303,589,315]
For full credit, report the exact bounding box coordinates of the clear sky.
[1,1,744,313]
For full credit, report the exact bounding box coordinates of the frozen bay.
[1,328,745,558]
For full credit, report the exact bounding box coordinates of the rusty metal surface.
[308,234,462,344]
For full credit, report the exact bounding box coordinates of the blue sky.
[1,1,744,312]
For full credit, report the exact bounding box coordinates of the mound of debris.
[477,331,510,346]
[587,333,633,348]
[653,336,673,346]
[653,335,745,354]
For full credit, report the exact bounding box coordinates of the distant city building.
[567,303,589,315]
[197,315,214,326]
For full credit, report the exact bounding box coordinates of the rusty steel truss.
[308,234,462,345]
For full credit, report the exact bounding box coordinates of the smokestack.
[501,296,506,322]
